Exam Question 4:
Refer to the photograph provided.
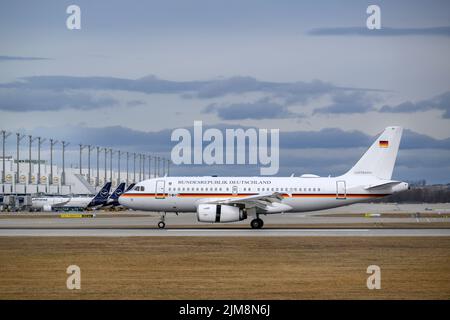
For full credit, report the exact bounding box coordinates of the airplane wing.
[47,197,72,208]
[206,192,288,211]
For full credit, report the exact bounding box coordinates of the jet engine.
[197,204,247,223]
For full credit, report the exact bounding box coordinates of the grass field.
[0,237,449,299]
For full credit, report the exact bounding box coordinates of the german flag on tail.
[379,140,389,148]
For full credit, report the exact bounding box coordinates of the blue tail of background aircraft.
[108,182,126,206]
[125,183,136,192]
[88,182,112,207]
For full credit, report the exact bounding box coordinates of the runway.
[1,204,449,237]
[0,228,449,237]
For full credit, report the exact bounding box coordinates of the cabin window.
[318,188,320,191]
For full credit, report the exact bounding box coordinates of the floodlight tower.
[133,152,136,183]
[16,133,25,183]
[117,150,121,184]
[148,155,152,179]
[153,156,158,178]
[79,144,86,175]
[104,148,108,183]
[61,141,70,185]
[1,130,11,184]
[37,137,46,184]
[126,151,129,184]
[96,146,101,187]
[109,149,116,184]
[50,139,59,185]
[28,135,37,184]
[87,145,95,185]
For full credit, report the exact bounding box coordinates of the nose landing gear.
[157,221,166,229]
[157,212,166,229]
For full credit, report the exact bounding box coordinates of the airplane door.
[336,180,346,199]
[155,180,166,199]
[232,186,238,196]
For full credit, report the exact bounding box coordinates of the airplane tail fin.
[344,126,403,180]
[125,183,136,192]
[109,182,126,200]
[93,182,112,201]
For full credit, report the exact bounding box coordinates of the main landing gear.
[158,212,166,229]
[250,218,264,229]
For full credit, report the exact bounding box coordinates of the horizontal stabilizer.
[364,181,402,190]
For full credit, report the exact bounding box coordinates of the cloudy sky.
[0,0,449,183]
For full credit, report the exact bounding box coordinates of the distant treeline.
[374,185,450,203]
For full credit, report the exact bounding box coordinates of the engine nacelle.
[42,204,53,212]
[197,204,247,223]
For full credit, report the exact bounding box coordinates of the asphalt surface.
[0,203,448,236]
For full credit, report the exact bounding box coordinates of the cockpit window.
[141,186,145,191]
[134,186,141,191]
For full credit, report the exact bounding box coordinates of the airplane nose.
[118,195,127,206]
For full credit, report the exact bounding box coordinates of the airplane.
[125,183,136,192]
[101,182,126,208]
[118,126,409,229]
[32,182,112,211]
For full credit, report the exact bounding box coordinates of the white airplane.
[32,182,112,211]
[119,126,409,228]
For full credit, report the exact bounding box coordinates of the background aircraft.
[32,182,112,211]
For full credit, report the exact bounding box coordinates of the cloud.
[22,124,450,152]
[308,26,450,37]
[379,91,450,118]
[314,92,377,114]
[0,75,387,115]
[0,75,380,105]
[203,98,300,120]
[0,88,118,112]
[0,55,51,61]
[15,124,450,183]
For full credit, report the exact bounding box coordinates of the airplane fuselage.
[119,176,408,213]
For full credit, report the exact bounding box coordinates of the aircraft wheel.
[250,218,264,229]
[157,221,166,229]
